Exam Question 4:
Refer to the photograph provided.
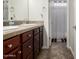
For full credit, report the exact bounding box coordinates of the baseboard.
[67,46,74,58]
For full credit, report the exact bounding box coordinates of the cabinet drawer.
[40,26,43,32]
[34,28,39,35]
[22,31,33,43]
[3,35,20,54]
[34,34,39,49]
[23,39,33,59]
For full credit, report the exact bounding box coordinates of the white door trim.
[67,0,70,48]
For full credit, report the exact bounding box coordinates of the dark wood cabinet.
[3,35,21,59]
[34,34,39,54]
[22,39,33,59]
[22,31,33,43]
[34,28,39,35]
[3,35,20,54]
[33,28,40,59]
[22,31,33,59]
[4,47,21,59]
[3,26,43,59]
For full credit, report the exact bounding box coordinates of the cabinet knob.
[8,44,13,48]
[18,51,21,54]
[28,46,32,48]
[28,34,31,37]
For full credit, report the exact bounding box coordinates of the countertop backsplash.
[3,20,44,26]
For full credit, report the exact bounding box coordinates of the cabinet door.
[3,47,21,59]
[34,34,39,59]
[22,39,33,59]
[34,34,39,50]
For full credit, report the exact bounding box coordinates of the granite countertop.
[3,23,44,40]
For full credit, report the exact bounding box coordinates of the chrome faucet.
[9,17,14,26]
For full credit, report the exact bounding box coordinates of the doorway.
[49,0,67,44]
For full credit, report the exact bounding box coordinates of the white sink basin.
[3,26,19,31]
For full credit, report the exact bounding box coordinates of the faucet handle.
[9,21,14,25]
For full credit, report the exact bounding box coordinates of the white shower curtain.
[49,1,67,39]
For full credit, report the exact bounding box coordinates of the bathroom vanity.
[3,24,43,59]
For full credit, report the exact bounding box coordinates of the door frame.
[67,0,70,48]
[48,0,69,46]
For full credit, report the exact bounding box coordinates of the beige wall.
[29,0,50,48]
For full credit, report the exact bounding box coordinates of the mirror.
[3,0,29,21]
[3,0,8,20]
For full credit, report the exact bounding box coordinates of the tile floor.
[37,42,74,59]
